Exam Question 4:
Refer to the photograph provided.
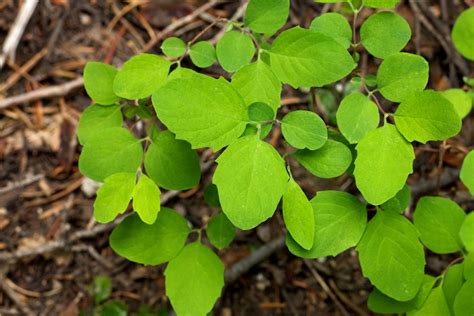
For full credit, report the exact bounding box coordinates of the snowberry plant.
[78,0,474,315]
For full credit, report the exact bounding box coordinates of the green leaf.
[452,8,474,61]
[310,13,352,49]
[357,211,425,301]
[336,92,379,144]
[354,124,414,205]
[93,173,135,223]
[144,131,200,191]
[441,89,472,119]
[110,208,190,265]
[293,139,352,178]
[282,179,315,250]
[368,275,435,314]
[153,74,248,151]
[83,62,120,105]
[286,191,367,258]
[189,41,216,68]
[360,12,411,59]
[377,53,429,102]
[204,184,220,207]
[407,285,450,316]
[244,0,289,35]
[269,26,355,88]
[114,53,171,99]
[453,281,474,316]
[77,104,123,145]
[394,90,461,143]
[380,184,411,214]
[132,175,161,224]
[460,150,474,195]
[362,0,400,8]
[161,37,186,58]
[443,263,465,314]
[165,243,224,316]
[79,127,143,182]
[216,31,255,72]
[281,110,327,150]
[465,253,474,280]
[460,212,474,253]
[213,135,289,230]
[101,301,128,316]
[91,276,112,304]
[413,196,466,254]
[231,60,282,111]
[206,212,235,249]
[248,102,275,122]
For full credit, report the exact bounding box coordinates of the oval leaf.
[460,150,474,195]
[132,174,161,224]
[77,104,123,145]
[189,41,216,68]
[216,31,255,72]
[206,212,236,250]
[244,0,289,35]
[281,110,328,150]
[452,8,474,61]
[83,62,120,105]
[310,13,352,49]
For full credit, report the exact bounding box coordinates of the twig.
[328,279,369,316]
[0,174,44,195]
[0,273,34,316]
[410,167,459,197]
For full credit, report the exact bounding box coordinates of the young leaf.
[269,26,355,88]
[460,150,474,195]
[244,0,289,35]
[153,74,248,151]
[231,60,282,111]
[362,0,400,8]
[443,263,465,314]
[293,139,352,178]
[161,37,186,59]
[453,281,474,316]
[132,175,161,225]
[336,92,379,144]
[310,13,352,49]
[93,172,135,223]
[357,211,425,301]
[380,184,411,214]
[216,31,255,72]
[413,196,465,254]
[407,285,450,316]
[281,110,327,150]
[460,212,474,253]
[189,41,216,68]
[77,104,123,145]
[286,191,367,258]
[110,208,190,265]
[377,53,429,102]
[165,243,224,316]
[144,131,201,191]
[213,135,289,230]
[79,127,143,182]
[113,54,171,100]
[452,8,474,61]
[206,212,235,249]
[248,102,275,122]
[83,62,120,105]
[394,90,461,143]
[367,275,435,314]
[282,179,315,250]
[441,89,473,119]
[90,276,112,304]
[360,12,411,59]
[354,124,414,205]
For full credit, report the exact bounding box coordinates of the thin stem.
[352,10,359,46]
[178,17,223,63]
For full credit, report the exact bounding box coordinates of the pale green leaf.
[282,178,315,250]
[83,62,120,105]
[336,92,379,144]
[460,212,474,253]
[113,54,171,99]
[357,211,425,301]
[460,150,474,195]
[360,12,411,59]
[310,13,352,49]
[165,243,224,316]
[269,26,355,88]
[443,263,465,314]
[407,285,450,316]
[377,53,429,102]
[287,191,367,258]
[109,208,190,265]
[132,175,161,225]
[153,74,248,151]
[381,184,411,214]
[441,89,472,119]
[453,281,474,316]
[281,110,327,150]
[189,41,216,68]
[452,8,474,61]
[144,131,200,191]
[244,0,289,35]
[79,127,143,182]
[293,139,352,178]
[94,173,135,223]
[206,212,235,249]
[354,124,414,205]
[213,135,289,230]
[363,0,400,8]
[161,37,186,59]
[216,31,255,72]
[394,90,461,143]
[77,104,123,145]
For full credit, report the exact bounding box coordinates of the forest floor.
[0,0,473,315]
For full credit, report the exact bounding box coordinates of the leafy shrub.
[78,0,474,315]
